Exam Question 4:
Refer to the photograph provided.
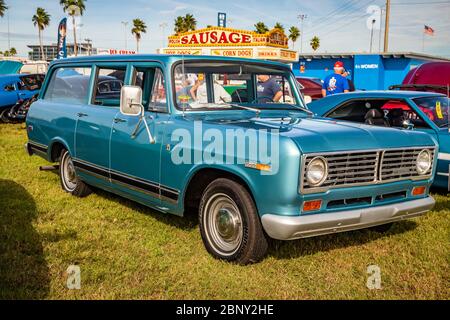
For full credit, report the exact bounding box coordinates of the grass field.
[0,123,449,299]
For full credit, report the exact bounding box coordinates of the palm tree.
[60,0,86,56]
[8,47,16,56]
[274,22,285,33]
[310,36,320,51]
[254,22,269,34]
[183,13,196,32]
[0,0,8,17]
[174,16,185,34]
[131,18,147,53]
[32,7,51,61]
[288,26,300,49]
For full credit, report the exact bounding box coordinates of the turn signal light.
[303,200,322,212]
[412,186,426,196]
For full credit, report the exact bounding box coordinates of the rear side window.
[44,67,92,104]
[92,67,125,107]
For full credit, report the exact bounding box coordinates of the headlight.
[306,156,328,186]
[416,149,432,175]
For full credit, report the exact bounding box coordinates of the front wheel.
[59,149,91,197]
[0,108,11,123]
[199,178,268,264]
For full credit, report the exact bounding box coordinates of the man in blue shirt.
[322,61,350,97]
[257,75,283,102]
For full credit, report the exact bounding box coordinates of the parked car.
[296,77,323,102]
[308,91,449,190]
[26,55,438,263]
[1,94,39,123]
[389,61,450,97]
[0,73,44,122]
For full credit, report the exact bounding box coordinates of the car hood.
[182,112,435,154]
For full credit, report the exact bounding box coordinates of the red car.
[296,77,323,102]
[390,61,450,96]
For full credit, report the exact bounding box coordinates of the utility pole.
[383,0,391,53]
[121,21,128,50]
[159,22,168,48]
[378,7,384,52]
[370,19,376,53]
[7,9,10,50]
[297,14,307,53]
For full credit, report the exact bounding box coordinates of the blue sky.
[1,0,449,57]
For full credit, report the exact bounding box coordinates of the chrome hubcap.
[204,193,243,255]
[63,153,77,191]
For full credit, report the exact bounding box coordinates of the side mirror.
[402,119,414,130]
[304,95,312,104]
[120,85,143,116]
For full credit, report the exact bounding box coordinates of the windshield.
[173,61,307,112]
[413,96,449,128]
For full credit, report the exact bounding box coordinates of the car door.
[1,80,20,108]
[74,64,126,183]
[110,64,171,207]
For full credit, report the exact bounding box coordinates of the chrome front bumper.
[261,196,435,240]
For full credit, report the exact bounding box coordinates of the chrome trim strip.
[72,157,179,203]
[262,196,435,240]
[438,152,450,161]
[299,146,436,194]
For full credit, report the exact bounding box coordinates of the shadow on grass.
[92,187,199,231]
[268,220,418,260]
[0,179,50,299]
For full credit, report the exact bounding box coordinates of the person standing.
[322,61,350,97]
[257,75,283,102]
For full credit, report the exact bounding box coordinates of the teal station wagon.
[26,55,438,263]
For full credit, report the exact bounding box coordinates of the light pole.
[384,0,391,52]
[369,19,376,53]
[159,22,168,48]
[297,14,307,53]
[84,38,92,55]
[121,21,128,50]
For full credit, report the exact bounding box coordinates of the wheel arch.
[182,166,258,218]
[48,138,72,162]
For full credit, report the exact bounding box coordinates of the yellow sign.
[436,101,444,119]
[162,48,202,55]
[168,27,289,48]
[211,48,253,58]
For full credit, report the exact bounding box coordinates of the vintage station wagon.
[26,55,438,263]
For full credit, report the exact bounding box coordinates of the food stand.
[158,26,298,64]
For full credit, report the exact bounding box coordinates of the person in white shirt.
[190,79,232,105]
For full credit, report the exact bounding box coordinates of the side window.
[327,101,368,121]
[133,67,167,112]
[382,100,429,129]
[149,69,167,112]
[44,67,92,104]
[18,75,42,91]
[92,67,125,107]
[4,83,16,92]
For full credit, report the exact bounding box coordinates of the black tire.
[199,178,268,264]
[0,108,11,123]
[369,222,394,233]
[59,149,91,197]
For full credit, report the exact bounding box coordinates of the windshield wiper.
[220,98,261,117]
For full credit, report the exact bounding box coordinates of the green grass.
[0,123,449,299]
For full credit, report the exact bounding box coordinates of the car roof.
[49,54,291,69]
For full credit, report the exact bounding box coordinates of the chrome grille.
[301,147,435,193]
[380,148,435,181]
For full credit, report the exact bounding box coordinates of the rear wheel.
[199,178,268,264]
[59,149,91,197]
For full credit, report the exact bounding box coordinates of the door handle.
[113,118,127,123]
[77,112,88,117]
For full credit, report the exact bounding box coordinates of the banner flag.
[57,18,67,59]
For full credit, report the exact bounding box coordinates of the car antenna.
[182,55,186,117]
